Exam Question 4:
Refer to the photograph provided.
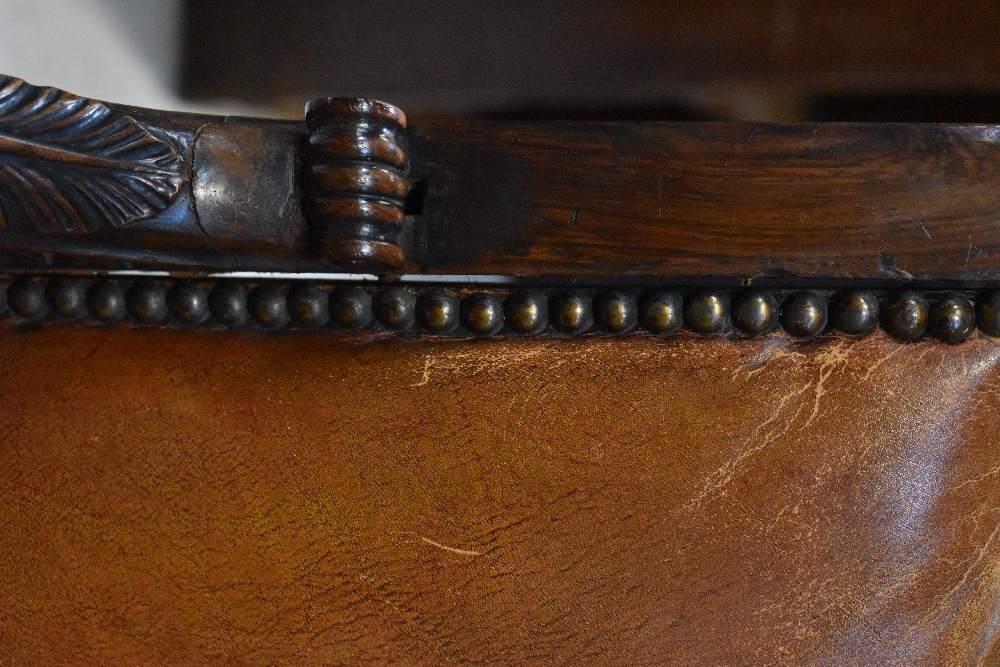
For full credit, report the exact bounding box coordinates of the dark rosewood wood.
[408,119,1000,284]
[4,73,1000,288]
[304,97,410,270]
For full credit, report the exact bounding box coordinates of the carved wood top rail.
[2,73,1000,343]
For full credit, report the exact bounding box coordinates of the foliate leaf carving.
[0,75,186,233]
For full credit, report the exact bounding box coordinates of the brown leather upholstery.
[0,327,997,665]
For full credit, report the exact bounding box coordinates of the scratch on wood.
[420,536,481,556]
[878,252,913,280]
[657,175,664,217]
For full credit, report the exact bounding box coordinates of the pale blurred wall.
[0,0,257,114]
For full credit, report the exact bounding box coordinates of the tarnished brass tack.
[596,291,638,334]
[208,283,249,327]
[126,280,169,324]
[417,290,460,333]
[505,291,548,335]
[375,286,416,330]
[331,286,374,330]
[733,291,777,335]
[464,293,504,336]
[882,293,928,341]
[46,277,87,319]
[87,280,126,323]
[642,291,683,334]
[288,285,330,327]
[167,282,210,326]
[249,285,290,329]
[976,291,1000,338]
[930,294,974,344]
[9,277,46,319]
[780,291,827,338]
[685,291,729,334]
[832,290,878,336]
[552,292,593,335]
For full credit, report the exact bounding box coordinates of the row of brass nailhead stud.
[1,277,998,343]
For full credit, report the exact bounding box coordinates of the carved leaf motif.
[0,75,185,233]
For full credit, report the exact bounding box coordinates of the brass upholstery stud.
[781,292,828,338]
[248,285,291,329]
[976,291,1000,338]
[832,291,879,336]
[464,294,504,336]
[375,286,416,330]
[167,283,210,326]
[685,291,729,334]
[331,286,373,330]
[288,285,330,327]
[552,292,593,335]
[9,277,47,319]
[642,292,684,335]
[596,291,638,334]
[87,280,127,323]
[882,293,928,341]
[45,278,87,319]
[208,283,249,327]
[127,281,169,324]
[930,294,975,344]
[418,291,460,334]
[733,291,778,335]
[505,291,548,335]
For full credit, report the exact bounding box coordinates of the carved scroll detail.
[304,97,409,270]
[0,75,185,233]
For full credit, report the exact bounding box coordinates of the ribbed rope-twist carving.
[304,98,409,271]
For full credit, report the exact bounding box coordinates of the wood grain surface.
[7,72,1000,285]
[410,120,1000,284]
[0,327,998,665]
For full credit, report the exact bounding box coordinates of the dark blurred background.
[181,0,1000,122]
[5,0,1000,122]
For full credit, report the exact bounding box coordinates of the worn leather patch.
[0,329,997,665]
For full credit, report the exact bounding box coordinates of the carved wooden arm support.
[4,74,1000,344]
[0,75,409,272]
